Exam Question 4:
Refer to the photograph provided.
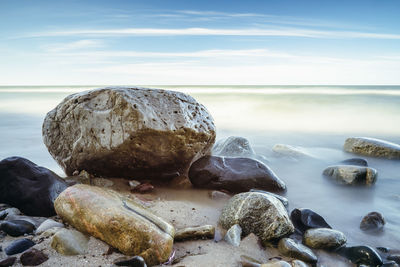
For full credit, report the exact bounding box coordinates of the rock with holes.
[189,156,286,193]
[219,192,294,245]
[344,137,400,159]
[54,184,174,265]
[43,87,216,179]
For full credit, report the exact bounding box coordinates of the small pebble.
[5,238,35,255]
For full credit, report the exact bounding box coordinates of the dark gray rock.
[0,220,35,237]
[249,189,288,209]
[5,238,35,255]
[0,157,69,216]
[344,137,400,159]
[189,156,286,193]
[114,255,147,267]
[278,238,317,263]
[360,211,385,231]
[219,192,294,245]
[339,158,368,166]
[388,255,400,264]
[303,228,346,250]
[0,257,16,267]
[338,246,383,267]
[290,208,331,234]
[20,248,49,266]
[212,136,255,158]
[322,165,377,185]
[382,261,399,267]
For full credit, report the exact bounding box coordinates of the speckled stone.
[303,228,346,250]
[54,184,174,265]
[278,238,317,263]
[219,192,294,245]
[360,211,385,231]
[344,137,400,159]
[323,165,377,185]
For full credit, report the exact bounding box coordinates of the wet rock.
[290,208,331,234]
[0,257,16,267]
[5,238,35,255]
[174,225,215,241]
[344,137,400,159]
[278,238,317,263]
[260,260,292,267]
[54,184,174,265]
[383,261,399,267]
[388,255,400,264]
[0,220,35,237]
[4,215,46,229]
[189,156,286,193]
[240,255,262,267]
[224,224,242,246]
[290,260,309,267]
[212,136,255,158]
[51,228,89,255]
[338,246,383,266]
[339,158,368,166]
[131,183,154,194]
[0,208,22,219]
[114,255,147,266]
[219,192,294,245]
[208,190,231,200]
[360,211,385,231]
[250,189,289,209]
[272,144,316,159]
[303,228,346,250]
[322,165,377,185]
[43,87,216,179]
[20,248,49,266]
[0,157,69,216]
[35,219,64,235]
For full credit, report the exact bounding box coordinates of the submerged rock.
[189,156,286,193]
[54,184,174,265]
[360,211,385,231]
[0,220,35,237]
[212,136,255,158]
[51,228,89,255]
[219,192,294,245]
[322,165,377,185]
[344,137,400,159]
[290,208,331,234]
[114,255,147,267]
[338,246,383,266]
[174,225,215,241]
[278,238,317,263]
[5,238,35,255]
[303,228,346,250]
[224,224,242,247]
[272,144,315,159]
[43,87,216,179]
[339,158,368,166]
[0,157,69,216]
[387,255,400,264]
[208,190,231,200]
[20,248,49,266]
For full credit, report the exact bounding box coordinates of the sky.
[1,0,400,85]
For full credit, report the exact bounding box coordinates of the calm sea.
[1,85,399,248]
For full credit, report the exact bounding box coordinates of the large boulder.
[43,87,216,179]
[54,184,174,265]
[344,137,400,159]
[219,192,294,245]
[189,156,286,193]
[0,157,69,217]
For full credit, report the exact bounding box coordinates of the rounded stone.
[219,192,294,245]
[360,211,385,231]
[278,238,317,263]
[51,228,89,255]
[290,208,331,234]
[212,136,255,158]
[114,255,147,267]
[303,228,346,250]
[344,137,400,159]
[5,238,35,255]
[338,246,383,266]
[20,248,49,266]
[35,219,64,235]
[0,257,16,267]
[0,220,35,237]
[322,165,377,185]
[42,87,216,179]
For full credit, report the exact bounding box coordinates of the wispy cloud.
[26,27,400,39]
[43,39,104,52]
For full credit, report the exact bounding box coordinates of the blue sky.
[1,0,400,85]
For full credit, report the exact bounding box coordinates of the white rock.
[35,219,64,235]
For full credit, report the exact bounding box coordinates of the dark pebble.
[20,248,49,266]
[339,158,368,166]
[114,256,147,267]
[0,257,17,267]
[360,212,385,231]
[377,247,391,253]
[5,238,35,255]
[0,210,7,220]
[338,245,383,266]
[382,261,399,267]
[290,208,331,234]
[1,220,35,237]
[388,255,400,264]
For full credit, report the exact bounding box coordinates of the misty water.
[0,85,399,249]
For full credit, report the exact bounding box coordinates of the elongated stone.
[278,238,317,263]
[174,225,215,241]
[344,137,400,159]
[323,165,377,185]
[54,184,174,266]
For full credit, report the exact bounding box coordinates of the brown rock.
[54,184,174,265]
[43,87,216,179]
[20,248,49,266]
[174,225,215,241]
